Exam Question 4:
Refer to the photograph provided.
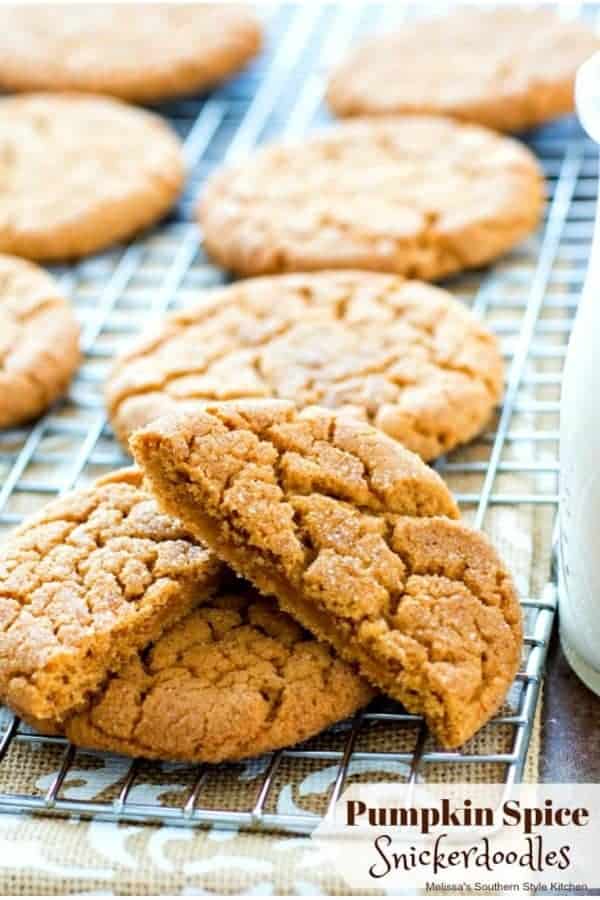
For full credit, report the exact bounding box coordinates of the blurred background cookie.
[0,254,80,427]
[199,116,544,281]
[106,271,504,461]
[0,93,184,261]
[0,4,262,102]
[327,7,600,132]
[131,401,521,749]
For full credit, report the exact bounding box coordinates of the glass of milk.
[559,51,600,695]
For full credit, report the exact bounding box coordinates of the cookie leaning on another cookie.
[0,94,184,261]
[0,254,80,427]
[0,469,221,732]
[0,5,262,102]
[132,400,523,749]
[106,271,503,461]
[198,116,544,281]
[66,582,375,764]
[327,8,600,133]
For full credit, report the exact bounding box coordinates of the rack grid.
[0,2,594,834]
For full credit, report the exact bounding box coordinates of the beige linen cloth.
[0,724,540,896]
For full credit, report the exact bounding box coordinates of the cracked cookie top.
[327,8,600,133]
[107,271,503,461]
[0,468,221,730]
[66,582,375,763]
[0,94,184,261]
[0,254,80,427]
[0,5,262,103]
[131,401,522,748]
[198,116,544,281]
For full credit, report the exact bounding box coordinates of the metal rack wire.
[0,2,593,834]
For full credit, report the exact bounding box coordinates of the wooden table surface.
[541,625,600,782]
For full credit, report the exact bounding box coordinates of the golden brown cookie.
[106,271,503,461]
[0,469,221,732]
[0,94,184,261]
[66,583,374,763]
[199,117,544,281]
[327,8,600,132]
[131,401,522,749]
[0,5,262,102]
[0,254,80,427]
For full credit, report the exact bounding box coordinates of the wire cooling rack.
[0,2,594,834]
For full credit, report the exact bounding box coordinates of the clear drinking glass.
[558,51,600,696]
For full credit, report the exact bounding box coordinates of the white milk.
[559,52,600,695]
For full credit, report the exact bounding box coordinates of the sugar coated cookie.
[107,271,503,460]
[0,469,220,731]
[132,401,522,749]
[67,582,374,763]
[0,94,184,261]
[199,117,543,280]
[0,5,262,102]
[327,8,599,132]
[0,254,80,426]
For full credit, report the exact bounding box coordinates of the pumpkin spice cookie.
[67,583,375,763]
[0,5,262,102]
[106,271,503,461]
[198,116,544,281]
[0,254,80,427]
[327,8,600,133]
[0,94,184,261]
[0,469,221,732]
[131,401,523,749]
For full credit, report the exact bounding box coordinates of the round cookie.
[106,271,504,461]
[131,400,522,749]
[0,94,185,261]
[0,469,221,732]
[0,254,80,427]
[0,5,262,102]
[198,117,544,281]
[66,584,375,763]
[327,8,600,133]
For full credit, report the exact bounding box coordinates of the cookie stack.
[0,6,596,763]
[0,409,521,760]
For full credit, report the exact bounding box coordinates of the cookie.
[199,117,544,281]
[66,583,375,763]
[106,271,504,461]
[131,401,522,749]
[0,94,184,261]
[0,469,220,732]
[0,254,80,427]
[327,8,599,133]
[0,5,262,102]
